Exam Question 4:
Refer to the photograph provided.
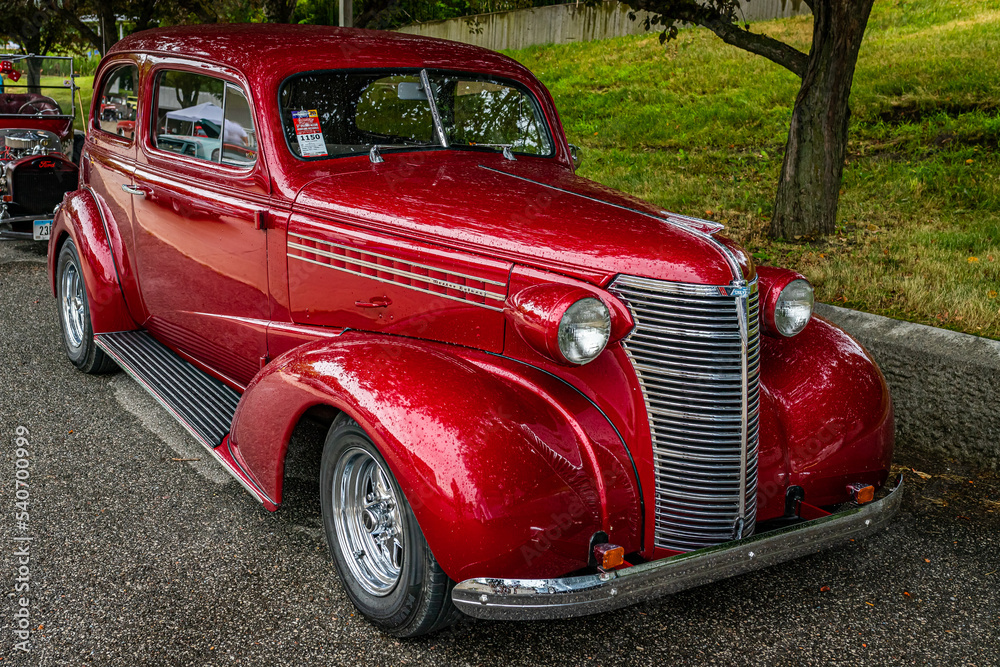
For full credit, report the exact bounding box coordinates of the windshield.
[279,69,554,160]
[0,54,77,119]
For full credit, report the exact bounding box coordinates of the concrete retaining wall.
[816,304,1000,467]
[397,0,811,51]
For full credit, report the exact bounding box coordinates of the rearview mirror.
[397,82,428,101]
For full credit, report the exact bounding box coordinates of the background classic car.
[50,25,899,637]
[0,54,83,241]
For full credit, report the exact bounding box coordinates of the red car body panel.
[47,190,139,334]
[56,25,894,582]
[230,333,643,581]
[0,116,72,141]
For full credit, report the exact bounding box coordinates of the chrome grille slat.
[612,275,761,552]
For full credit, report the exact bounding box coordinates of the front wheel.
[320,416,462,637]
[56,240,115,374]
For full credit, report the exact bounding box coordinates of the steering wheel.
[18,99,59,116]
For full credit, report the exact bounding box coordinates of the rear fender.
[230,333,642,582]
[48,190,138,334]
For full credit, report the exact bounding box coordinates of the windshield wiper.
[420,69,449,149]
[469,143,517,161]
[369,141,437,164]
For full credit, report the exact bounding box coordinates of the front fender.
[229,333,642,582]
[48,190,138,334]
[758,317,894,510]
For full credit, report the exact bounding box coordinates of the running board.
[95,331,276,510]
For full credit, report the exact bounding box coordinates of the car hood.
[293,154,751,287]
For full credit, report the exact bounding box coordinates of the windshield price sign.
[292,109,328,157]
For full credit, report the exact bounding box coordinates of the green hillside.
[505,0,1000,338]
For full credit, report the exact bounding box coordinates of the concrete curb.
[815,303,1000,467]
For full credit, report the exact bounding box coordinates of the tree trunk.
[25,57,42,95]
[263,0,298,23]
[20,30,43,94]
[769,0,874,239]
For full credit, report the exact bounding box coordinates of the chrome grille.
[610,275,760,552]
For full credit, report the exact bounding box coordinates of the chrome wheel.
[60,261,86,350]
[332,446,405,596]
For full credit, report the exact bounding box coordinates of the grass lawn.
[505,0,1000,339]
[40,74,94,133]
[3,74,93,133]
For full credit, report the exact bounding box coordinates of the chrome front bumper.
[452,475,903,621]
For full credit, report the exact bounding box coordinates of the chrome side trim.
[287,232,507,287]
[452,476,903,621]
[288,242,506,301]
[289,254,505,312]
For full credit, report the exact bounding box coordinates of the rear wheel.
[320,416,462,637]
[56,240,115,374]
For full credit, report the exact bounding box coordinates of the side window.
[221,84,257,166]
[152,70,256,167]
[94,65,138,140]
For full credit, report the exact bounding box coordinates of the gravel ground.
[1,238,998,666]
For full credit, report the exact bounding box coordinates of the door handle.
[121,184,150,197]
[355,296,392,309]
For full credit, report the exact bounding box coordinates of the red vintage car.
[50,25,900,637]
[0,55,82,241]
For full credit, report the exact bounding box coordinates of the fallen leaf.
[911,468,932,479]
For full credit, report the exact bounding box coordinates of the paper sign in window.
[292,110,328,157]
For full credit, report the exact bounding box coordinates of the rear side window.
[94,65,138,141]
[152,70,257,167]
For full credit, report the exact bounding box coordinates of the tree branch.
[700,15,809,78]
[41,0,103,53]
[628,0,809,78]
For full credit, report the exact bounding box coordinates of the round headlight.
[557,297,611,364]
[774,279,814,336]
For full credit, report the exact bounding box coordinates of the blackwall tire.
[320,416,463,637]
[56,240,116,374]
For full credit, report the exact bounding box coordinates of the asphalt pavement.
[1,238,998,666]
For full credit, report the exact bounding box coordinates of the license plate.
[33,220,51,241]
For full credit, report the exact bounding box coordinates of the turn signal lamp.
[593,543,625,570]
[849,483,876,504]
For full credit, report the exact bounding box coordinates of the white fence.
[397,0,811,51]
